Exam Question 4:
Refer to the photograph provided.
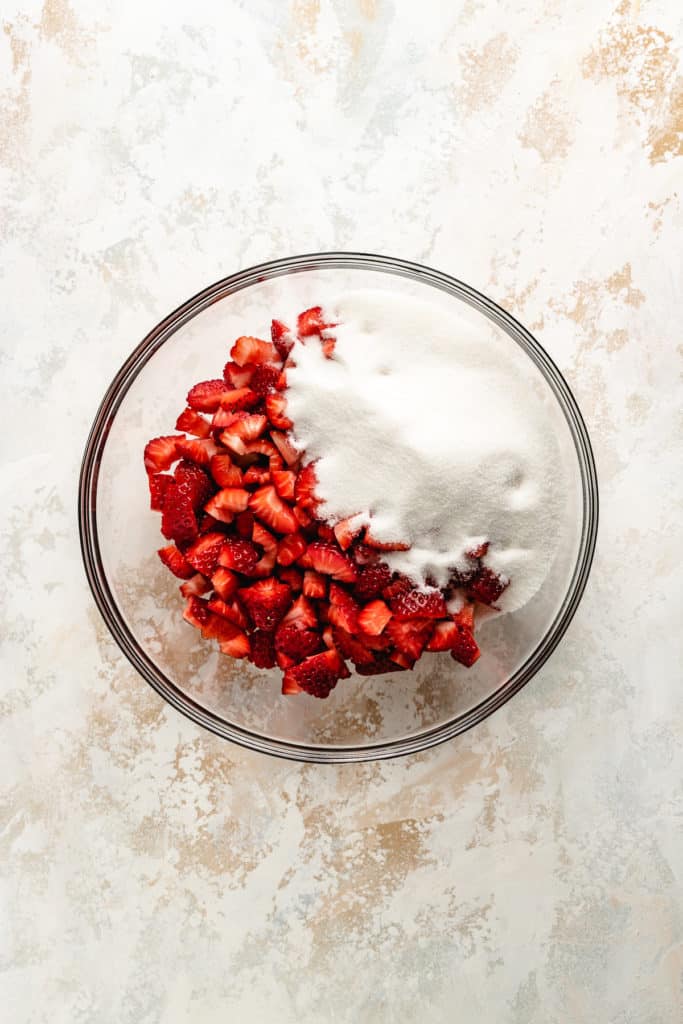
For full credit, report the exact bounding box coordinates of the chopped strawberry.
[211,407,243,429]
[211,567,238,600]
[466,567,509,607]
[243,466,271,487]
[180,574,212,598]
[183,595,211,629]
[205,487,250,519]
[293,504,314,529]
[160,487,198,544]
[388,586,447,620]
[157,544,195,580]
[303,570,327,599]
[218,539,260,574]
[184,532,226,577]
[282,595,317,629]
[223,361,253,388]
[270,430,300,467]
[316,523,335,543]
[208,596,249,629]
[250,363,281,396]
[356,655,404,676]
[239,578,292,630]
[386,618,434,660]
[320,335,336,358]
[328,582,360,633]
[282,649,348,698]
[250,630,276,669]
[221,413,267,443]
[243,439,284,471]
[302,543,357,583]
[271,318,294,360]
[277,533,307,567]
[187,379,233,412]
[331,627,376,668]
[175,407,212,438]
[281,669,303,693]
[217,387,259,410]
[453,603,475,630]
[467,541,490,559]
[297,306,335,338]
[357,599,392,635]
[363,528,410,552]
[451,626,480,667]
[174,460,214,507]
[249,485,298,534]
[252,520,276,552]
[144,435,182,474]
[219,631,251,659]
[354,562,393,601]
[294,463,319,509]
[333,516,363,551]
[426,619,459,652]
[231,335,277,366]
[390,649,416,671]
[175,437,220,468]
[209,455,243,488]
[279,566,303,592]
[274,622,322,661]
[265,393,293,430]
[272,469,296,501]
[148,473,172,511]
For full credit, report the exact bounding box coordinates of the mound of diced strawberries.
[144,307,508,698]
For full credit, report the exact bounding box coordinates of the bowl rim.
[79,251,599,763]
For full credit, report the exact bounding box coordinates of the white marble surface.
[2,1,682,1021]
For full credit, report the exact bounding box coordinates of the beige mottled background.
[2,1,682,1021]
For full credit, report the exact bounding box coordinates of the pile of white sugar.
[285,290,564,614]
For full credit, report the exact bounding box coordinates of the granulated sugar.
[285,290,563,613]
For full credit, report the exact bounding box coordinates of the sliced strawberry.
[451,627,480,667]
[265,393,293,430]
[277,532,307,566]
[250,363,281,396]
[270,430,300,467]
[219,632,251,659]
[250,630,276,669]
[283,649,348,698]
[239,578,292,630]
[302,543,357,583]
[294,463,319,509]
[175,407,212,438]
[160,487,198,544]
[144,435,182,474]
[386,618,434,660]
[249,485,298,534]
[183,595,211,629]
[205,487,250,519]
[282,595,317,629]
[357,599,392,635]
[223,360,253,388]
[328,582,360,633]
[175,438,220,468]
[209,455,243,488]
[333,516,363,551]
[184,532,226,577]
[148,473,172,511]
[272,469,296,501]
[388,586,447,620]
[243,466,271,487]
[157,544,195,580]
[303,570,326,599]
[180,573,212,598]
[218,539,260,574]
[466,567,509,607]
[363,528,410,552]
[274,622,323,661]
[426,619,459,652]
[211,567,238,600]
[217,387,259,410]
[354,562,393,601]
[279,566,303,592]
[297,306,334,338]
[271,318,294,360]
[187,379,233,412]
[231,335,277,366]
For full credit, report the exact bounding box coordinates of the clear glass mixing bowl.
[79,253,598,762]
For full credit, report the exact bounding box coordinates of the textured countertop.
[2,2,682,1021]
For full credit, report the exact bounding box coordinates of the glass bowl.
[79,253,598,763]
